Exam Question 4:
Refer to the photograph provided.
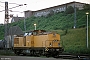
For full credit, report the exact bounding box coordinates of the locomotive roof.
[33,30,46,32]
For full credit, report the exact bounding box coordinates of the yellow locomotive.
[13,30,63,57]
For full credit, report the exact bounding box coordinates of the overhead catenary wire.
[0,1,5,3]
[0,1,27,12]
[0,1,24,5]
[0,5,4,8]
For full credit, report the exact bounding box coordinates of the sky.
[0,0,90,24]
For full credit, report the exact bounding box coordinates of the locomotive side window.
[14,38,19,44]
[58,43,60,46]
[32,32,37,35]
[53,33,56,37]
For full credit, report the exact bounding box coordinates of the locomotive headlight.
[49,43,52,46]
[56,40,58,42]
[56,49,59,51]
[53,40,59,42]
[58,43,60,46]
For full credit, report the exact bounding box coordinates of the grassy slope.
[54,26,90,54]
[0,9,90,54]
[8,10,90,31]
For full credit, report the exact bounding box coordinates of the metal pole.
[74,1,76,29]
[35,25,36,30]
[24,17,26,31]
[86,14,88,48]
[86,12,89,48]
[34,24,36,30]
[5,1,9,49]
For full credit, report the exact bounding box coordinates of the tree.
[47,10,54,17]
[83,4,90,10]
[65,6,74,14]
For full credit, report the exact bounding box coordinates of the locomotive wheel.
[45,52,50,58]
[46,54,50,58]
[14,49,22,56]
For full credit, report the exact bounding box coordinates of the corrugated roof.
[8,26,24,35]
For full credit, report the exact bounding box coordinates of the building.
[5,26,24,48]
[24,1,86,18]
[11,16,24,23]
[0,24,4,26]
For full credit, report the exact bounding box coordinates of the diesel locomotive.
[13,30,63,57]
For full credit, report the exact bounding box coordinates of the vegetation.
[83,4,90,10]
[65,6,74,14]
[0,26,4,40]
[0,7,90,54]
[57,27,90,54]
[6,9,89,31]
[0,50,15,56]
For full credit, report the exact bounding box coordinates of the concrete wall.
[24,10,33,18]
[24,2,85,18]
[5,35,15,48]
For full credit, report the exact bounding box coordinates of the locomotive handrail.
[45,40,60,48]
[45,40,53,48]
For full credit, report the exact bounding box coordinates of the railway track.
[20,53,90,60]
[0,50,90,60]
[0,55,89,60]
[56,53,90,60]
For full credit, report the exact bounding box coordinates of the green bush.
[0,50,15,56]
[65,6,74,14]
